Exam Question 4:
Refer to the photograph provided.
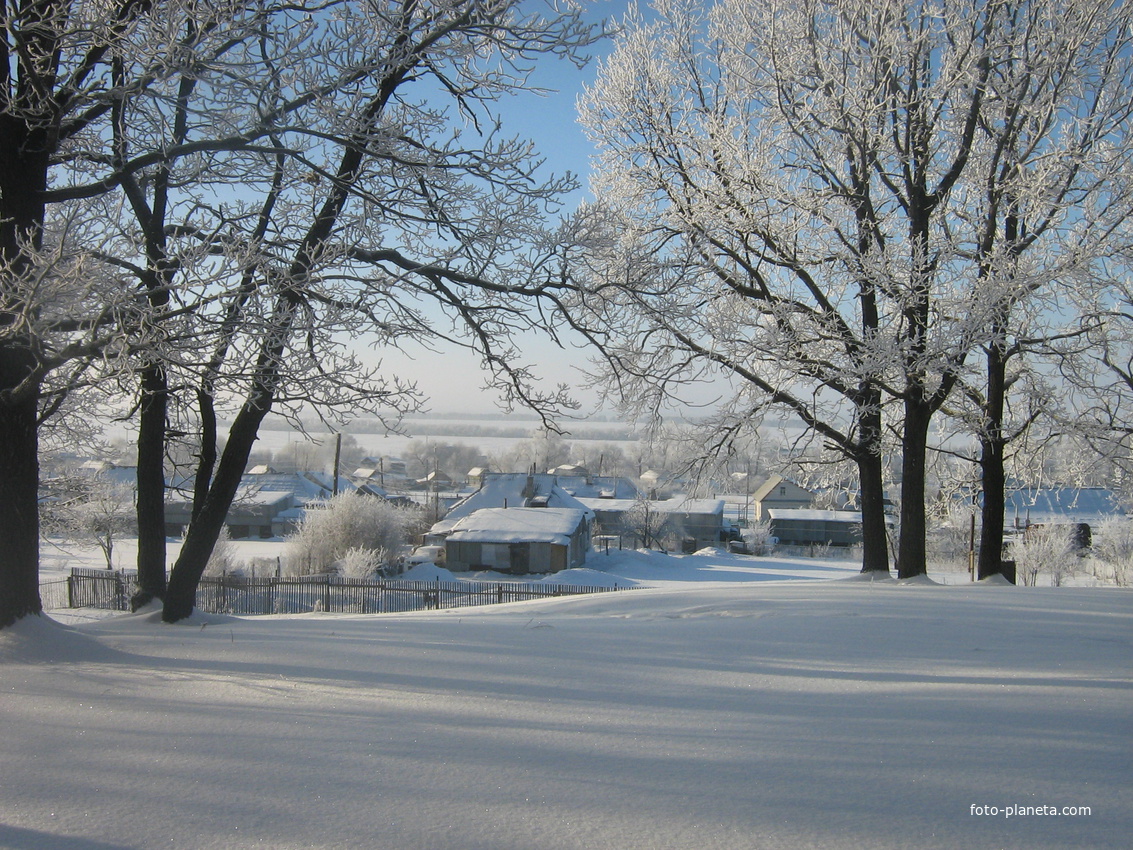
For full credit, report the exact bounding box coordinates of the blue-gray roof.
[999,488,1125,525]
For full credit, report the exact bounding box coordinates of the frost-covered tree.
[1056,271,1133,507]
[152,0,601,623]
[1088,520,1133,587]
[0,0,259,627]
[742,520,776,557]
[1011,524,1074,586]
[943,0,1133,579]
[46,476,137,571]
[0,0,603,628]
[575,0,1133,579]
[620,496,672,551]
[284,493,422,576]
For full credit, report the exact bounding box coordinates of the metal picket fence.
[44,568,630,616]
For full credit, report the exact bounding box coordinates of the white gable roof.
[432,473,592,534]
[446,508,589,546]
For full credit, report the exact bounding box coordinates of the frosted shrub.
[336,546,385,580]
[926,502,977,565]
[743,520,776,555]
[1011,525,1073,587]
[285,494,422,576]
[1088,520,1133,587]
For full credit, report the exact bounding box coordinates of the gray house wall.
[446,537,576,574]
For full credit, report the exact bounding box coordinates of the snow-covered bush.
[335,546,386,580]
[926,502,978,565]
[743,520,776,555]
[285,493,422,576]
[1011,525,1074,587]
[1087,520,1133,587]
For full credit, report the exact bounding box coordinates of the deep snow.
[2,547,1130,849]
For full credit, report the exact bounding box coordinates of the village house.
[425,472,593,543]
[575,495,726,551]
[1001,487,1125,531]
[749,474,814,521]
[444,507,592,574]
[164,470,371,539]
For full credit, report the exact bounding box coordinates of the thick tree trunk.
[896,399,933,579]
[978,338,1008,579]
[0,370,41,628]
[132,363,168,608]
[193,389,219,519]
[856,402,890,573]
[162,393,273,622]
[0,118,49,628]
[857,450,890,573]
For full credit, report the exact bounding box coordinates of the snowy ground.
[3,546,1130,849]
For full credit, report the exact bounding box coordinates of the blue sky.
[384,0,630,417]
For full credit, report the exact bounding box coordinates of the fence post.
[67,574,75,609]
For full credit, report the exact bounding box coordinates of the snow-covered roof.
[244,471,343,503]
[446,508,589,546]
[555,475,641,499]
[1001,488,1125,525]
[751,474,813,502]
[236,488,294,508]
[768,508,863,522]
[432,473,593,534]
[667,497,725,516]
[576,496,724,516]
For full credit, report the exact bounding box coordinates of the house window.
[779,486,786,496]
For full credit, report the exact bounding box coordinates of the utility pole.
[332,433,342,497]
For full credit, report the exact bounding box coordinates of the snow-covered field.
[3,546,1130,849]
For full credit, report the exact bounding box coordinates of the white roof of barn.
[768,509,862,522]
[1001,488,1125,525]
[236,488,294,508]
[577,496,723,516]
[555,475,641,499]
[667,497,725,516]
[244,471,346,503]
[446,508,589,546]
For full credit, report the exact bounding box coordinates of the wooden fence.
[44,568,630,616]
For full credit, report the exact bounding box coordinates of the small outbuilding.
[768,508,863,547]
[444,507,592,575]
